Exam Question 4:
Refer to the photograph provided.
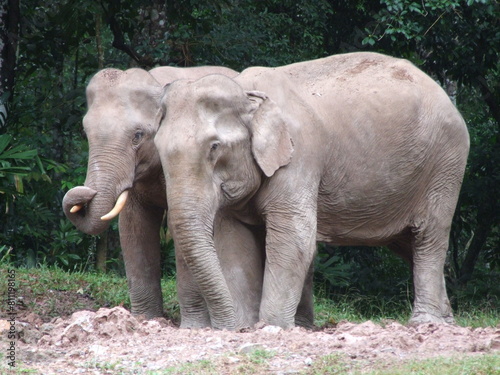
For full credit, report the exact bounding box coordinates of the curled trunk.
[63,184,129,237]
[62,146,132,235]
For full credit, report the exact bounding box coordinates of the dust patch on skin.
[98,69,123,87]
[347,58,380,75]
[391,67,415,82]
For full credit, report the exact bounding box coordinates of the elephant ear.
[246,91,294,177]
[153,83,171,131]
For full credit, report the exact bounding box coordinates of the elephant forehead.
[166,74,245,109]
[83,106,148,139]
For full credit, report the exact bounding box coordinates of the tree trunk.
[457,214,492,286]
[0,0,20,128]
[96,15,104,70]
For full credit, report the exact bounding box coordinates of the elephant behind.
[62,65,268,329]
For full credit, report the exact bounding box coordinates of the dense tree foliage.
[0,1,498,304]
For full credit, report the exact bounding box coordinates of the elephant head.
[154,74,293,328]
[63,68,164,235]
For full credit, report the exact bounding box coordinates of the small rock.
[304,357,313,366]
[40,323,55,333]
[18,322,43,344]
[238,343,265,354]
[0,319,11,333]
[254,321,267,330]
[492,338,500,350]
[262,325,282,334]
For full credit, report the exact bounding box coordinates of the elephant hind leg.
[408,219,454,325]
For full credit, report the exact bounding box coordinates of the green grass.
[156,359,218,375]
[71,352,500,375]
[0,263,498,328]
[313,287,499,329]
[307,353,500,375]
[0,263,179,321]
[368,353,500,375]
[314,293,411,326]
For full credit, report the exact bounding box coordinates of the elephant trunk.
[63,145,133,235]
[63,186,128,235]
[168,193,236,330]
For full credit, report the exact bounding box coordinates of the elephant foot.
[294,314,314,329]
[179,320,211,329]
[408,311,455,326]
[179,314,212,329]
[131,307,164,320]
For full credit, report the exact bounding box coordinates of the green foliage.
[167,0,334,68]
[0,134,45,196]
[314,245,412,305]
[0,264,179,320]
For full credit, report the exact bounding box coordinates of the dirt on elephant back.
[3,306,499,374]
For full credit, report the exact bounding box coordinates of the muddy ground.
[3,303,499,374]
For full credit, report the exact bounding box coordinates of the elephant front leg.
[119,201,164,319]
[259,207,317,329]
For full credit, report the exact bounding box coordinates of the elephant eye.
[210,141,220,152]
[133,131,144,145]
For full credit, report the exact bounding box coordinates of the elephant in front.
[62,65,269,329]
[154,52,470,329]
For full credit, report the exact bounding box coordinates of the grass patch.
[306,353,355,374]
[0,264,179,322]
[366,353,500,375]
[0,263,498,328]
[454,299,499,328]
[314,291,411,327]
[307,353,500,375]
[314,287,499,328]
[246,348,276,365]
[157,359,218,375]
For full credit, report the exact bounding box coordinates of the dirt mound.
[10,307,500,374]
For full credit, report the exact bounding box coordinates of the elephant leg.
[215,215,265,329]
[119,198,164,319]
[409,220,454,325]
[175,250,211,328]
[295,261,314,328]
[260,206,317,329]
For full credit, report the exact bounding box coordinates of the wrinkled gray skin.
[154,52,470,329]
[62,66,272,329]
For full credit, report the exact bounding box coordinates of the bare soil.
[3,290,500,374]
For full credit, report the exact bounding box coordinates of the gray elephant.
[62,65,268,329]
[154,52,470,329]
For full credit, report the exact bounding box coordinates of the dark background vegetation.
[1,0,498,314]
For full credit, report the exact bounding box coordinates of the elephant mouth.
[70,189,129,221]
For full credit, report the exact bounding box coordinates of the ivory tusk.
[100,190,129,221]
[70,204,84,213]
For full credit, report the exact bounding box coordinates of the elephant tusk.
[70,204,84,213]
[100,190,129,221]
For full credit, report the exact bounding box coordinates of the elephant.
[62,65,271,329]
[154,51,470,329]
